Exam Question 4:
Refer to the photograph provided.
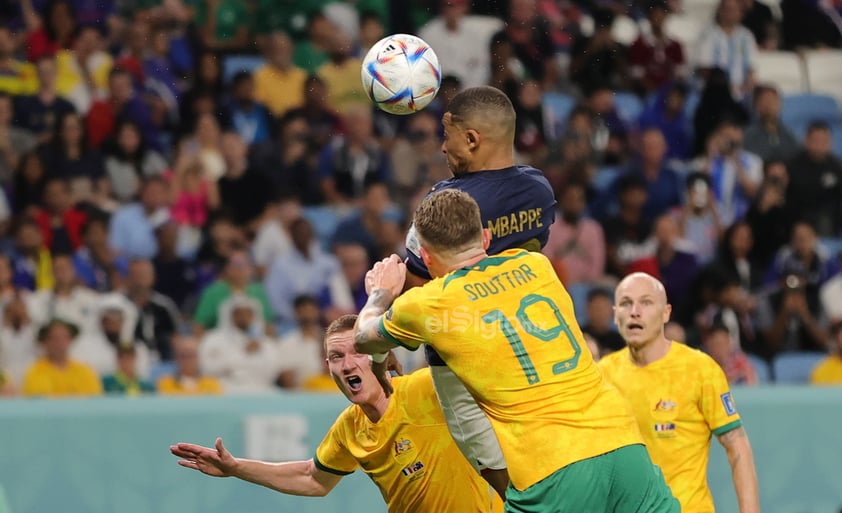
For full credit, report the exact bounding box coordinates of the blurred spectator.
[629,0,686,96]
[292,12,332,74]
[33,178,88,253]
[143,25,182,116]
[417,0,503,89]
[21,318,103,397]
[588,87,630,165]
[664,321,687,343]
[27,252,100,334]
[357,10,385,57]
[708,221,764,294]
[316,29,368,115]
[199,295,281,394]
[496,0,558,90]
[318,105,390,205]
[125,258,179,362]
[178,51,225,137]
[276,295,325,389]
[0,26,37,96]
[786,122,842,238]
[703,323,758,385]
[193,214,247,287]
[389,110,449,205]
[177,111,225,181]
[39,110,106,185]
[692,68,749,156]
[543,180,606,284]
[22,0,77,62]
[113,21,150,87]
[252,193,299,277]
[513,79,548,165]
[743,85,800,162]
[193,250,274,333]
[745,160,795,268]
[85,67,159,151]
[693,120,762,225]
[638,81,692,161]
[320,242,368,322]
[628,215,700,316]
[13,55,76,145]
[694,0,758,100]
[626,127,684,220]
[55,25,113,114]
[265,217,342,325]
[584,332,602,362]
[755,270,828,356]
[225,71,271,146]
[673,172,722,265]
[0,253,17,308]
[169,137,220,230]
[0,93,36,186]
[810,320,842,385]
[217,132,274,230]
[156,335,222,395]
[12,152,47,216]
[103,120,168,203]
[108,176,170,259]
[740,0,777,49]
[697,272,759,355]
[195,0,250,51]
[331,182,400,265]
[74,216,128,292]
[284,74,343,150]
[250,111,321,203]
[152,221,196,311]
[570,7,628,95]
[71,295,151,378]
[765,221,838,287]
[102,344,155,395]
[582,287,626,354]
[488,33,523,99]
[780,0,842,49]
[602,174,653,278]
[0,291,38,388]
[254,32,307,119]
[10,218,53,291]
[543,106,600,189]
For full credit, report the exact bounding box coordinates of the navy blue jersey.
[403,165,556,366]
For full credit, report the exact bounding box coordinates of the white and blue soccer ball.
[361,34,441,115]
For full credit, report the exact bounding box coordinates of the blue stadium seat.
[819,237,842,259]
[771,352,826,384]
[565,283,592,325]
[781,93,842,127]
[542,92,576,140]
[148,361,177,383]
[747,354,771,384]
[222,54,265,82]
[832,122,842,155]
[614,92,643,125]
[593,166,620,193]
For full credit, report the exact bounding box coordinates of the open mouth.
[627,323,644,332]
[346,376,363,392]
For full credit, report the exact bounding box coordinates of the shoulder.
[671,343,720,372]
[598,347,629,372]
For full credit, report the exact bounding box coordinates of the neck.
[360,393,390,423]
[628,336,672,366]
[467,152,514,173]
[443,248,488,274]
[619,207,640,223]
[642,162,660,177]
[48,355,69,367]
[129,287,150,305]
[54,284,73,296]
[39,88,56,102]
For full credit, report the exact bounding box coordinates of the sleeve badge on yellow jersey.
[721,392,737,416]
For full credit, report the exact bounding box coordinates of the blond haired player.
[354,189,678,513]
[599,272,760,513]
[171,314,496,513]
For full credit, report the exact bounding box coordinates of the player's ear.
[663,303,672,324]
[465,129,480,149]
[481,228,491,250]
[420,246,433,268]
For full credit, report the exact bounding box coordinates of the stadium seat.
[781,93,842,127]
[593,166,620,193]
[222,54,265,82]
[614,92,644,125]
[664,14,706,47]
[819,237,842,259]
[148,361,177,383]
[301,206,345,250]
[771,352,826,384]
[747,354,771,384]
[542,92,576,140]
[755,51,807,95]
[565,283,593,326]
[803,50,842,106]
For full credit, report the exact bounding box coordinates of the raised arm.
[354,255,407,356]
[717,427,760,513]
[171,438,342,497]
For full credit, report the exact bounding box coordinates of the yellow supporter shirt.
[315,368,494,513]
[302,374,340,392]
[316,57,368,114]
[810,355,842,385]
[156,375,223,395]
[599,342,743,513]
[253,64,307,117]
[379,249,643,491]
[0,60,38,96]
[21,358,103,397]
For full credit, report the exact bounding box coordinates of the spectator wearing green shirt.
[102,345,156,396]
[195,0,251,52]
[193,250,274,335]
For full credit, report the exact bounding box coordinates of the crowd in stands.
[1,0,842,398]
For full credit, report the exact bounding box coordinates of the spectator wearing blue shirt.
[638,81,692,161]
[108,176,170,259]
[225,71,271,146]
[13,55,75,144]
[74,216,128,292]
[330,182,401,265]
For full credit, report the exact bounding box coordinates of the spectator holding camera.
[755,270,828,356]
[786,122,842,238]
[745,160,795,269]
[743,85,800,162]
[674,172,722,265]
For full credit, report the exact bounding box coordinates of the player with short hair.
[355,189,679,513]
[599,272,760,513]
[170,314,496,513]
[395,84,556,497]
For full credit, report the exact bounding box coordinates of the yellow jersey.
[379,249,643,491]
[810,355,842,385]
[314,368,494,513]
[599,342,743,513]
[156,375,223,395]
[21,358,103,397]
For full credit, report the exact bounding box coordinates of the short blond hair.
[323,314,357,352]
[414,189,483,256]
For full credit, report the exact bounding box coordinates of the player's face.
[441,113,470,174]
[326,331,382,404]
[613,276,671,348]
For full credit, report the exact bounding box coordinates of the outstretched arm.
[170,438,342,497]
[717,427,760,513]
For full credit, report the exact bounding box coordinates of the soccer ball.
[361,34,441,115]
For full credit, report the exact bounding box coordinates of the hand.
[365,255,406,297]
[170,438,238,478]
[371,350,403,397]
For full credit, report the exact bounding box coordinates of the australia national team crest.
[394,438,413,456]
[654,399,677,413]
[721,392,737,416]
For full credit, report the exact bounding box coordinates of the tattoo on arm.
[354,289,397,354]
[718,426,746,446]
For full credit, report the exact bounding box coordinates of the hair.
[706,322,731,338]
[587,287,613,303]
[37,318,79,343]
[447,85,516,139]
[414,189,483,255]
[293,295,318,310]
[807,120,831,135]
[752,84,779,105]
[685,171,711,189]
[326,314,358,340]
[230,70,253,89]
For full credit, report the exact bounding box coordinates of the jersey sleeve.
[404,224,431,279]
[314,411,358,476]
[700,358,743,436]
[377,287,430,351]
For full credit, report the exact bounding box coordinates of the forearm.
[720,428,760,513]
[232,458,331,497]
[354,289,397,354]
